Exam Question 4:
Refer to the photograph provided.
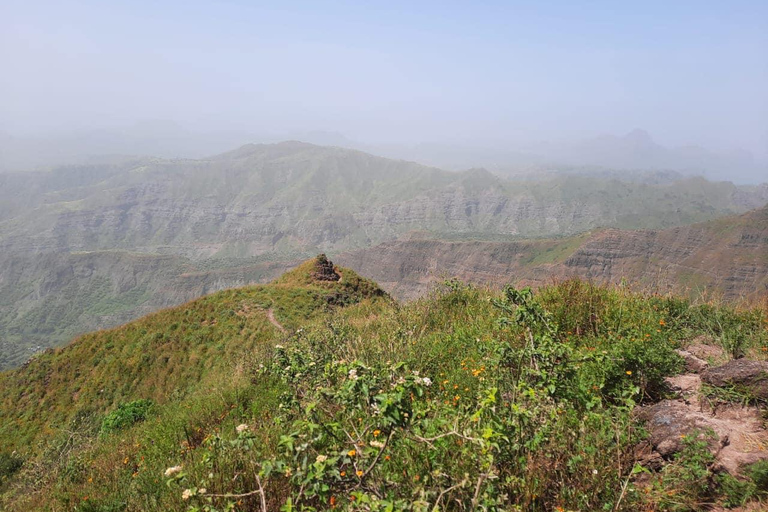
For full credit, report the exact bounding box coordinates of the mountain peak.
[624,128,654,145]
[272,255,388,300]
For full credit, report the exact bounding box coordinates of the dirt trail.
[266,308,286,333]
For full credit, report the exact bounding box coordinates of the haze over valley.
[2,2,768,511]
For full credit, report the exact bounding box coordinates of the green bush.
[747,459,768,494]
[0,452,23,484]
[100,399,154,435]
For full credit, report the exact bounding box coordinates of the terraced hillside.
[337,204,768,300]
[1,142,766,258]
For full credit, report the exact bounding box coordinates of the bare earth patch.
[637,340,768,478]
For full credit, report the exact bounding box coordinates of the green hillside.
[1,257,766,511]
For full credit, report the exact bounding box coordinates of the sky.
[1,0,767,157]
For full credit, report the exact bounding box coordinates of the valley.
[0,142,766,370]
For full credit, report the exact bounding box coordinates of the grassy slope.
[0,259,766,511]
[0,251,302,370]
[0,258,387,451]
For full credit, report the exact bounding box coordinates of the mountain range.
[0,141,766,369]
[2,125,765,184]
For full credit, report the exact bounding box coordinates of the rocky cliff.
[336,205,768,301]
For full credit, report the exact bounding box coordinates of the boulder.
[675,349,709,373]
[702,359,768,400]
[635,400,704,458]
[636,395,768,475]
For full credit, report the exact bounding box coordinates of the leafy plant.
[100,399,155,435]
[0,452,23,485]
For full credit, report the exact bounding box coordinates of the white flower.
[182,489,192,500]
[164,465,182,477]
[348,368,358,380]
[316,454,328,463]
[236,424,249,434]
[419,377,432,387]
[592,469,598,475]
[275,344,284,349]
[370,441,385,449]
[199,488,207,494]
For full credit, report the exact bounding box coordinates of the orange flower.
[340,471,346,477]
[356,470,364,477]
[347,449,356,457]
[330,496,336,507]
[626,371,632,376]
[373,429,381,437]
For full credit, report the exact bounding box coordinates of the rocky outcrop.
[311,254,341,282]
[637,352,768,477]
[702,360,768,400]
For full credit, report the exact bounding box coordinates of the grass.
[0,260,766,511]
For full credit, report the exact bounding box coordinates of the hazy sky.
[2,0,767,156]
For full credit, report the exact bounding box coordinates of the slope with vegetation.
[1,257,766,511]
[1,142,767,369]
[0,251,296,370]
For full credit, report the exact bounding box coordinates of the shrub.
[0,452,23,484]
[100,399,154,435]
[747,459,768,494]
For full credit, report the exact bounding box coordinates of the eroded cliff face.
[336,206,768,301]
[1,143,766,259]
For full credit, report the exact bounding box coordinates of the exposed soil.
[266,308,286,333]
[636,342,768,478]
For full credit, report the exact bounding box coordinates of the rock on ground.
[702,359,768,400]
[636,354,768,476]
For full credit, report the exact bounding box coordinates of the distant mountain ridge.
[3,126,764,184]
[336,204,768,301]
[1,141,765,259]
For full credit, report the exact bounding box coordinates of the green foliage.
[2,146,765,370]
[0,273,765,511]
[0,452,23,485]
[659,431,718,509]
[747,459,768,494]
[100,399,155,435]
